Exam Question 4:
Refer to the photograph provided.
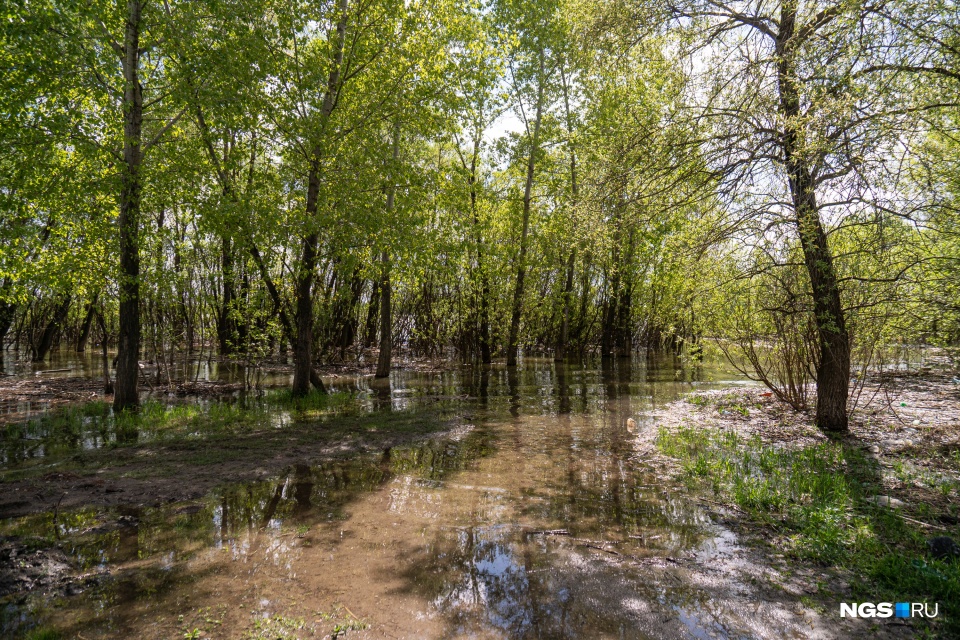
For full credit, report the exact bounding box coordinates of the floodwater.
[1,357,826,639]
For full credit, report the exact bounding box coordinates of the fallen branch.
[578,543,622,556]
[900,514,948,531]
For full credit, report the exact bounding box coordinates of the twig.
[578,543,622,556]
[570,537,623,546]
[36,369,71,374]
[882,388,908,426]
[900,514,948,531]
[525,529,570,536]
[341,604,362,622]
[698,496,745,513]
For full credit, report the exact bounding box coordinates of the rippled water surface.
[2,357,823,639]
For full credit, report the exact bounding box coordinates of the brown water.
[1,357,825,639]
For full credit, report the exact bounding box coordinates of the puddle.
[1,358,829,639]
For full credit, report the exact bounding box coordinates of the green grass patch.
[1,391,355,468]
[657,425,960,635]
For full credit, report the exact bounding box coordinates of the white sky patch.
[484,109,523,143]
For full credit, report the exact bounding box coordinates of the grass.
[0,387,463,500]
[0,390,360,476]
[657,424,960,636]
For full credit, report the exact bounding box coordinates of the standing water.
[2,357,822,639]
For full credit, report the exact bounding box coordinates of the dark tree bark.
[375,122,401,379]
[776,2,850,432]
[291,0,348,396]
[469,143,492,365]
[507,51,546,367]
[557,251,576,360]
[96,309,114,394]
[556,65,578,362]
[32,296,72,362]
[217,234,238,355]
[375,252,392,378]
[114,0,145,412]
[364,279,381,348]
[292,227,320,396]
[76,293,98,352]
[0,300,17,352]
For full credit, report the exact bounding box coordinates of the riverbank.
[647,371,960,638]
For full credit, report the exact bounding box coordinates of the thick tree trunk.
[33,296,72,362]
[777,4,849,432]
[76,294,98,352]
[292,225,319,396]
[114,0,144,412]
[507,52,545,367]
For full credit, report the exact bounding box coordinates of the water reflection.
[0,356,805,640]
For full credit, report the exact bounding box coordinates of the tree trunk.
[557,250,575,361]
[375,122,401,379]
[96,309,114,394]
[0,300,15,350]
[292,226,319,396]
[507,51,546,367]
[777,4,849,432]
[556,65,578,362]
[375,252,392,378]
[468,143,491,364]
[33,296,72,362]
[217,234,237,356]
[364,279,381,348]
[114,0,144,412]
[291,0,348,396]
[76,294,98,352]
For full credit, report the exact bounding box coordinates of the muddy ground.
[0,412,464,520]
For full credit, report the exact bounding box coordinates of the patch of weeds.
[245,615,311,640]
[24,629,61,640]
[656,425,960,636]
[267,389,352,416]
[332,619,368,638]
[798,594,825,615]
